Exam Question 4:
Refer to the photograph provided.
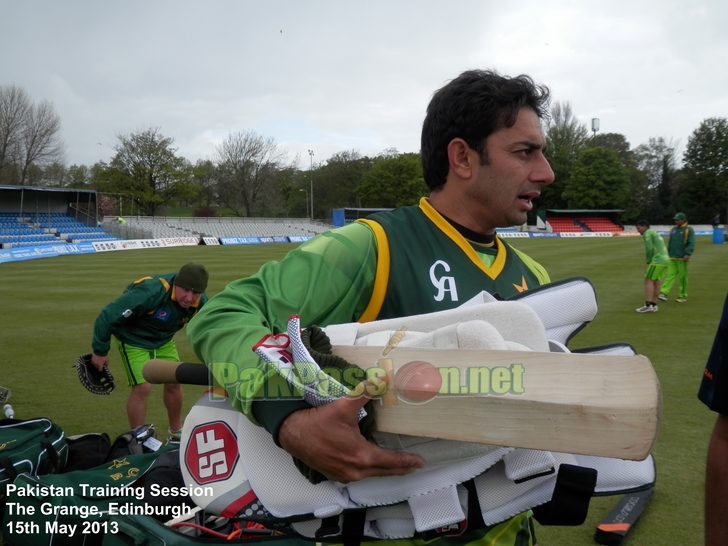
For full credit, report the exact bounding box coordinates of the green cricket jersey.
[362,199,548,320]
[92,273,208,356]
[666,223,695,259]
[642,229,669,266]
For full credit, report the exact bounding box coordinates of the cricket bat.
[330,345,660,461]
[143,346,660,461]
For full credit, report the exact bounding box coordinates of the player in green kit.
[659,212,696,303]
[189,70,556,546]
[635,220,669,313]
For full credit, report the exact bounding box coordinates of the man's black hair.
[421,69,551,191]
[636,220,650,228]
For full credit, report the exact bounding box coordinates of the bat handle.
[143,360,210,386]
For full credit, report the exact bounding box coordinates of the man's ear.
[447,138,476,180]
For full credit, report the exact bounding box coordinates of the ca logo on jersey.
[429,260,458,302]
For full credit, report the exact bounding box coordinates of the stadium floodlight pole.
[299,188,309,219]
[308,150,314,221]
[591,118,600,146]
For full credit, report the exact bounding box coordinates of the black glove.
[75,353,115,395]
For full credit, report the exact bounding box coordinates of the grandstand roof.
[0,185,96,194]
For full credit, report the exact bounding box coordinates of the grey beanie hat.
[174,263,209,293]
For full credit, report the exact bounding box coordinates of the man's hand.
[278,390,425,484]
[91,353,109,371]
[683,255,691,262]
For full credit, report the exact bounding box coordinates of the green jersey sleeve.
[187,222,378,419]
[686,227,696,255]
[644,230,656,263]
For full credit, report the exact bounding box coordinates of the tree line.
[1,84,726,225]
[543,102,727,225]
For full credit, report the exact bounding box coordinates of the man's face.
[464,108,554,232]
[175,286,201,308]
[636,225,648,235]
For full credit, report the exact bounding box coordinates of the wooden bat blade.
[331,345,661,461]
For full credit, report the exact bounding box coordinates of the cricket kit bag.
[2,445,183,546]
[62,432,112,473]
[0,417,68,500]
[179,279,658,543]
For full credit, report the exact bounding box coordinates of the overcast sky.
[2,0,727,170]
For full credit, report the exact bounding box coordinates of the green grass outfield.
[1,236,726,545]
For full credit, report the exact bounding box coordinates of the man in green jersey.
[91,262,209,440]
[188,70,555,545]
[658,212,695,303]
[635,220,669,313]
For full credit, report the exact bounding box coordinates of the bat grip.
[143,360,210,385]
[176,363,211,386]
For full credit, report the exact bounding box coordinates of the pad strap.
[531,464,597,526]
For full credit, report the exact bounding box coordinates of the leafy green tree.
[66,164,91,188]
[191,159,217,208]
[594,133,633,167]
[622,167,650,222]
[542,102,589,209]
[632,137,679,222]
[105,128,195,216]
[561,147,630,209]
[39,161,68,187]
[358,152,426,208]
[676,117,728,222]
[270,165,308,218]
[311,150,374,218]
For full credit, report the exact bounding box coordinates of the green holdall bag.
[2,446,175,546]
[0,417,68,500]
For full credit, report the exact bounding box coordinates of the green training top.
[666,223,695,259]
[642,229,669,266]
[92,273,208,356]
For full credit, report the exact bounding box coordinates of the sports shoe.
[648,305,658,313]
[636,305,651,313]
[658,294,667,301]
[676,298,687,303]
[166,427,182,444]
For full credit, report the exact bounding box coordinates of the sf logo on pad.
[185,421,239,484]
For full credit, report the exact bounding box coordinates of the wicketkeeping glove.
[75,353,115,395]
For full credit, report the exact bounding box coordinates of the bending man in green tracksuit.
[188,70,556,546]
[91,262,209,441]
[659,212,695,303]
[635,220,669,313]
